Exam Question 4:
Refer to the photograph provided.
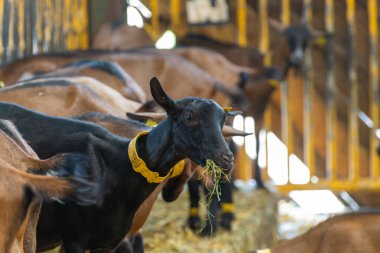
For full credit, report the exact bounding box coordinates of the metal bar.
[58,0,65,51]
[63,0,71,50]
[237,0,247,47]
[281,0,290,26]
[259,0,270,65]
[2,0,10,63]
[42,0,52,52]
[0,0,4,64]
[79,0,89,49]
[325,0,337,180]
[7,0,14,61]
[36,0,43,53]
[13,0,18,58]
[30,0,38,55]
[18,0,25,57]
[302,0,315,176]
[280,0,291,181]
[368,0,379,179]
[170,0,180,34]
[150,0,159,41]
[260,0,272,182]
[74,0,82,49]
[347,0,359,181]
[277,179,380,193]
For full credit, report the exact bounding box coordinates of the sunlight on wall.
[127,0,152,18]
[267,131,288,185]
[127,6,144,28]
[258,129,267,168]
[289,154,310,184]
[232,115,244,146]
[155,30,176,49]
[289,190,346,213]
[244,117,256,159]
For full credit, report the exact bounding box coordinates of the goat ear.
[150,77,178,116]
[268,18,287,33]
[222,125,253,137]
[126,112,167,122]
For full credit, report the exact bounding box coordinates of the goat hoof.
[200,223,217,237]
[220,212,235,231]
[187,216,201,231]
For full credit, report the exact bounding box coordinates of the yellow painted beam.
[281,0,290,26]
[325,0,337,180]
[368,0,379,179]
[237,0,247,47]
[280,0,291,173]
[259,0,270,65]
[18,0,25,56]
[302,0,315,177]
[277,179,380,194]
[170,0,180,34]
[0,0,5,60]
[150,0,160,41]
[346,0,359,181]
[8,0,15,58]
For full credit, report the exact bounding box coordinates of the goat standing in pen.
[0,78,239,253]
[0,120,96,253]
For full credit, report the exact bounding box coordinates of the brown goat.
[0,120,95,253]
[253,213,380,253]
[0,76,141,118]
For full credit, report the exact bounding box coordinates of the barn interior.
[0,0,379,253]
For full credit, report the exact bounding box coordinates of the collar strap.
[128,131,185,183]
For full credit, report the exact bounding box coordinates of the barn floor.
[143,189,279,253]
[44,189,279,253]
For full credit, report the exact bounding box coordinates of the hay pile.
[143,189,279,253]
[44,189,278,253]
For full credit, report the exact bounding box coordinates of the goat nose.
[222,153,234,163]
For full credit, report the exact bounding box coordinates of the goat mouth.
[212,159,234,173]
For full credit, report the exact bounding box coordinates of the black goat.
[0,77,238,253]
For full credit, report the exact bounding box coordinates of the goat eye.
[186,114,193,121]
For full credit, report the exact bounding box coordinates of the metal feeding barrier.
[0,0,89,65]
[146,0,379,194]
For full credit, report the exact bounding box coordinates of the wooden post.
[325,0,337,180]
[280,0,291,181]
[302,0,315,177]
[170,0,180,34]
[237,0,247,47]
[347,0,359,181]
[368,0,379,179]
[0,0,4,63]
[18,0,25,57]
[150,0,159,41]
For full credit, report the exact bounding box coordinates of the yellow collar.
[128,131,185,183]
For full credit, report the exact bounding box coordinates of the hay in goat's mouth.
[199,159,231,232]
